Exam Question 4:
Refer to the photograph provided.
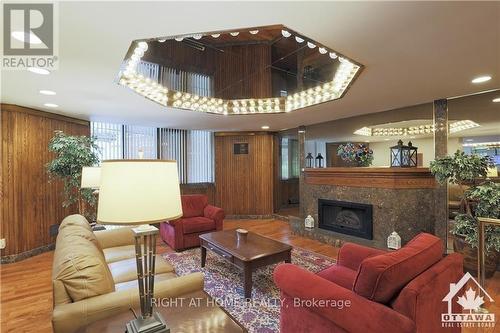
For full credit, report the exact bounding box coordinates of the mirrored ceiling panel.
[118,24,363,115]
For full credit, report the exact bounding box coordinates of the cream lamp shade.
[97,160,182,225]
[81,167,101,189]
[487,167,498,178]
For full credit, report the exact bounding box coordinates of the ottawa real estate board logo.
[442,272,495,328]
[2,2,58,70]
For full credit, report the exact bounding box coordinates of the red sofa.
[274,233,463,333]
[160,194,224,251]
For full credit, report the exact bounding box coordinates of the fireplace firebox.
[318,199,373,240]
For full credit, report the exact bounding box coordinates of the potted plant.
[430,150,499,277]
[46,130,100,221]
[337,143,374,167]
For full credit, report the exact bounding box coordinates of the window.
[91,122,123,160]
[281,137,299,180]
[124,125,157,159]
[159,128,214,183]
[91,121,214,184]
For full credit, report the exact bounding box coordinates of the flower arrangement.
[337,143,374,167]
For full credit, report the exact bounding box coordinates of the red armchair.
[160,194,224,251]
[274,233,463,333]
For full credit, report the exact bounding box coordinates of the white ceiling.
[2,1,499,131]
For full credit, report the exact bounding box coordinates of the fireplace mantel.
[304,167,436,189]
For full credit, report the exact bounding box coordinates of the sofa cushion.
[182,217,215,234]
[58,214,92,232]
[317,265,357,290]
[57,225,101,250]
[103,244,137,263]
[181,195,208,218]
[109,256,175,283]
[52,235,115,302]
[114,272,177,292]
[353,233,443,303]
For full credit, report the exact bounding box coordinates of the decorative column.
[433,99,449,249]
[298,126,306,218]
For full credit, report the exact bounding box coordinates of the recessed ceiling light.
[493,97,500,103]
[471,75,492,84]
[27,67,50,75]
[11,31,42,44]
[44,103,58,108]
[261,125,270,130]
[39,90,56,95]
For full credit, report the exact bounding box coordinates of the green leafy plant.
[430,150,498,253]
[46,131,100,219]
[452,182,500,253]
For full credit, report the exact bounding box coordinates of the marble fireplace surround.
[295,167,443,249]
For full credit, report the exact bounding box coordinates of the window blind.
[124,125,157,159]
[91,122,123,160]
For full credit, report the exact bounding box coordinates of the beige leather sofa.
[52,215,204,333]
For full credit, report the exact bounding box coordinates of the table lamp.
[81,166,101,189]
[97,160,182,333]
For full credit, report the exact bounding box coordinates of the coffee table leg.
[244,264,252,300]
[201,246,207,268]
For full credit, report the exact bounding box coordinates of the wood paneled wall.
[214,44,272,99]
[215,132,275,215]
[1,104,90,258]
[180,183,215,204]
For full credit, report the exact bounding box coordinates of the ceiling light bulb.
[329,52,337,59]
[471,75,492,84]
[307,42,316,49]
[158,39,166,43]
[230,32,239,36]
[44,103,58,108]
[138,41,148,51]
[27,67,50,75]
[295,36,304,43]
[174,37,184,42]
[281,30,291,38]
[193,34,203,40]
[249,30,259,34]
[318,47,327,54]
[261,125,270,130]
[39,90,56,95]
[211,34,220,38]
[493,97,500,103]
[11,31,42,44]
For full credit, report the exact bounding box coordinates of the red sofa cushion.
[181,195,208,218]
[317,265,357,290]
[182,217,215,234]
[353,233,443,303]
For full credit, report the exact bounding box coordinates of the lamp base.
[126,312,170,333]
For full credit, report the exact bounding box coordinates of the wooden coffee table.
[200,230,292,299]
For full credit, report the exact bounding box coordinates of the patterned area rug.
[163,246,335,333]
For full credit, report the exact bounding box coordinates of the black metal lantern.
[315,153,324,168]
[305,153,314,168]
[390,140,418,167]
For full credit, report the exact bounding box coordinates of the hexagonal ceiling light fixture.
[117,24,363,115]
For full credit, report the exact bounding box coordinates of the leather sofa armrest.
[94,227,135,249]
[204,205,225,230]
[337,242,386,271]
[274,264,415,333]
[52,272,204,333]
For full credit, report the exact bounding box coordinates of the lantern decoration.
[304,215,315,229]
[390,140,418,167]
[305,153,314,168]
[387,231,401,250]
[315,153,324,168]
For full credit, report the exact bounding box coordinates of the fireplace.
[318,199,373,240]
